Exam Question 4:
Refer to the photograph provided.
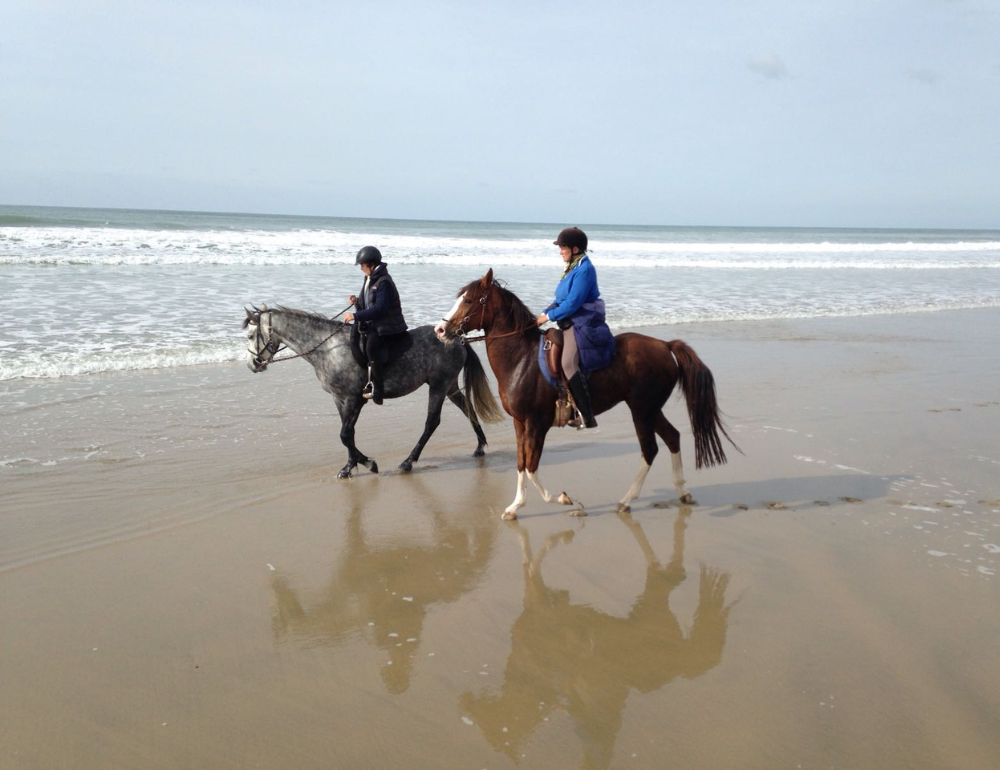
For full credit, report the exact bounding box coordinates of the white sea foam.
[3,210,999,380]
[4,226,1000,268]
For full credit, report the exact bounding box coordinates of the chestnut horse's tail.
[463,346,505,425]
[668,340,740,469]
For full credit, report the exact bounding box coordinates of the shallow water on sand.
[2,310,999,769]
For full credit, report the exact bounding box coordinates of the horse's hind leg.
[618,411,659,513]
[447,388,487,457]
[399,387,448,472]
[655,412,691,503]
[337,398,378,479]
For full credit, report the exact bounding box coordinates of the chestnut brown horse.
[435,269,739,519]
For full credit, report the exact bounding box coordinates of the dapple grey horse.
[244,305,503,478]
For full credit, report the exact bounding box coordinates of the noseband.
[450,291,491,344]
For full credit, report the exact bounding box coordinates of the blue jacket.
[544,256,600,323]
[354,263,408,335]
[544,256,616,373]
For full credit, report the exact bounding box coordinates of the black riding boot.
[363,361,384,405]
[567,372,598,429]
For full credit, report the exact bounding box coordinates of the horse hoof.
[680,493,693,504]
[616,502,631,514]
[557,492,572,505]
[337,468,353,479]
[370,461,379,475]
[398,460,413,473]
[501,510,518,521]
[473,448,486,458]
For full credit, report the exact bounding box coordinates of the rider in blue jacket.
[535,227,615,429]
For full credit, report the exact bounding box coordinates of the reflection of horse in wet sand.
[269,481,497,694]
[461,511,735,770]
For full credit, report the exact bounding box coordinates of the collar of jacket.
[560,253,586,280]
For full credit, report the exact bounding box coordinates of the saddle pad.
[537,338,558,389]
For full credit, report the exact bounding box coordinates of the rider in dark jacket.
[344,246,407,404]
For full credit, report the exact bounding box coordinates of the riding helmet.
[355,245,383,266]
[553,227,588,253]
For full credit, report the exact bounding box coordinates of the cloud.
[905,68,938,85]
[746,54,788,80]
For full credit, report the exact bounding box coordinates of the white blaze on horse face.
[435,294,466,339]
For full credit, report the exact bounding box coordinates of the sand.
[2,308,999,769]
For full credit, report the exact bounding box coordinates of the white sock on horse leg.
[504,470,528,518]
[620,460,651,508]
[527,470,555,503]
[671,452,689,499]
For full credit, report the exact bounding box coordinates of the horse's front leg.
[502,419,528,520]
[523,420,578,512]
[502,419,574,519]
[336,397,378,478]
[399,387,447,472]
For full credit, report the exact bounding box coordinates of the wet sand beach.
[2,308,999,769]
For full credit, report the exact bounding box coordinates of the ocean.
[2,204,999,382]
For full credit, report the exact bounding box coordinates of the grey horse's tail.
[463,347,505,424]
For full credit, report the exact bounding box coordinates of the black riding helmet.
[553,227,588,254]
[355,245,383,266]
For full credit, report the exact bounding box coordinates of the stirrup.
[362,380,375,399]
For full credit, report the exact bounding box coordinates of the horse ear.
[481,268,493,287]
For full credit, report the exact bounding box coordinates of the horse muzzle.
[434,321,456,343]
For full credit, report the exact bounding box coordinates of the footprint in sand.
[935,501,954,508]
[979,499,1000,506]
[814,500,831,507]
[766,502,786,510]
[974,402,999,407]
[733,504,749,510]
[839,496,862,504]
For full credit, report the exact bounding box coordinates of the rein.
[251,304,352,369]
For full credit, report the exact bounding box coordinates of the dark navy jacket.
[544,256,616,372]
[354,263,407,336]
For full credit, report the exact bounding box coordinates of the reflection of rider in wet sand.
[461,510,735,770]
[269,479,496,694]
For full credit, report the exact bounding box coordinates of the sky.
[1,0,998,228]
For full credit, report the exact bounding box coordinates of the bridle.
[247,304,352,370]
[446,282,539,345]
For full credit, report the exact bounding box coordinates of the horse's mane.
[243,304,348,331]
[457,278,541,339]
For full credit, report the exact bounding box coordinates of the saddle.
[542,329,580,429]
[350,325,414,369]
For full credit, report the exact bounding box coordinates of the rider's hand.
[349,295,357,305]
[344,312,355,323]
[535,313,549,326]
